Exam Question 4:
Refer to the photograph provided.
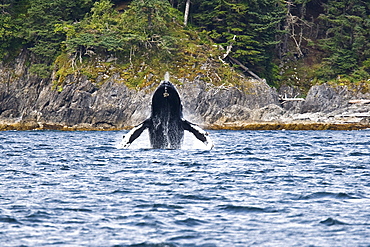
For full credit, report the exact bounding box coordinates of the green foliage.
[0,1,27,59]
[29,63,51,78]
[121,0,182,54]
[54,0,227,88]
[1,0,369,88]
[57,0,181,59]
[23,0,94,63]
[272,0,370,89]
[0,0,94,74]
[56,0,123,54]
[190,0,285,83]
[318,0,370,79]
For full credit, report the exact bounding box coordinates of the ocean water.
[0,130,369,247]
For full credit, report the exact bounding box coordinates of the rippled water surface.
[1,130,370,247]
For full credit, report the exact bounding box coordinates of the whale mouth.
[161,81,172,87]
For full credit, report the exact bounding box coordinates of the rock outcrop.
[0,69,280,130]
[280,83,370,126]
[1,54,370,131]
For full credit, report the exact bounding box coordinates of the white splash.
[116,129,151,149]
[182,131,214,150]
[164,71,170,82]
[117,130,213,150]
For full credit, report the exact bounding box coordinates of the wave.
[218,204,279,213]
[55,207,93,212]
[25,211,52,222]
[349,151,370,157]
[0,216,20,224]
[176,194,216,201]
[124,242,178,247]
[320,217,348,226]
[111,189,133,194]
[174,217,207,227]
[298,192,359,200]
[135,203,183,210]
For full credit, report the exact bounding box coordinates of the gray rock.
[1,53,370,129]
[301,83,370,113]
[250,104,285,122]
[0,69,280,128]
[179,78,279,124]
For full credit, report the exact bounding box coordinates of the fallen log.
[228,56,263,82]
[279,95,305,104]
[348,99,370,104]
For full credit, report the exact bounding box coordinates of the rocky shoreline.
[1,77,370,131]
[1,55,370,131]
[209,122,370,131]
[1,120,370,131]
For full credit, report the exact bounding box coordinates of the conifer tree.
[318,0,370,79]
[0,0,94,76]
[189,0,284,82]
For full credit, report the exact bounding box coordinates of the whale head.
[151,75,182,117]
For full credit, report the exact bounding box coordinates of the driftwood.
[228,56,263,82]
[348,99,370,104]
[217,36,263,82]
[218,35,235,64]
[279,95,305,104]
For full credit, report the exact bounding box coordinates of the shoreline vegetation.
[1,121,369,131]
[1,0,369,89]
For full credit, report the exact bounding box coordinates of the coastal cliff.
[0,61,277,130]
[1,55,370,131]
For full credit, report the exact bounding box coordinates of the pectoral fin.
[182,119,214,149]
[120,119,150,148]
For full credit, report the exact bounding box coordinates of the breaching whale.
[121,72,213,149]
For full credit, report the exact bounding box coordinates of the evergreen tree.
[318,0,370,79]
[0,0,94,76]
[57,0,123,56]
[25,0,94,76]
[189,0,284,82]
[0,0,29,59]
[120,0,177,52]
[1,0,369,84]
[58,0,181,62]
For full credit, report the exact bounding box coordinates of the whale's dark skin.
[121,75,213,149]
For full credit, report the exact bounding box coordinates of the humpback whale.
[121,72,213,149]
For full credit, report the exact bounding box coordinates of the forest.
[0,0,369,91]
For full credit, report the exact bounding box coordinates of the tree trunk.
[184,0,190,26]
[228,56,263,82]
[282,0,292,56]
[148,7,152,27]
